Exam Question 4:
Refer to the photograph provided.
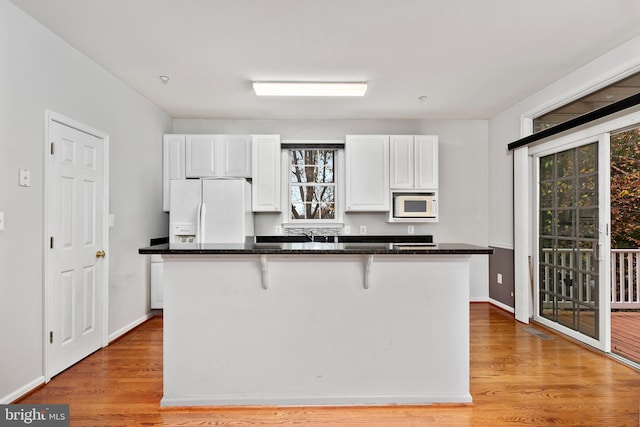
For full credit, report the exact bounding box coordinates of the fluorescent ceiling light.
[253,81,367,97]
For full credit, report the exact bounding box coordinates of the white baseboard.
[489,298,515,313]
[108,312,154,343]
[1,376,45,404]
[470,296,489,303]
[161,392,473,407]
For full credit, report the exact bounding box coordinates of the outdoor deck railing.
[611,249,640,309]
[540,248,640,309]
[540,248,594,305]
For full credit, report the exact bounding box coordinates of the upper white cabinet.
[414,135,438,189]
[163,134,186,212]
[345,135,390,211]
[185,134,217,177]
[163,134,252,211]
[185,134,251,178]
[251,134,281,212]
[221,135,252,177]
[390,135,438,190]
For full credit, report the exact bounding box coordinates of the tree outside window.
[610,127,640,248]
[290,149,336,221]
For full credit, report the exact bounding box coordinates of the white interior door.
[46,116,108,378]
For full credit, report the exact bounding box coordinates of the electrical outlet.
[497,273,503,284]
[275,226,283,235]
[343,225,351,235]
[359,225,367,235]
[407,225,415,235]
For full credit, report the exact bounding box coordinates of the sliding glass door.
[533,135,611,351]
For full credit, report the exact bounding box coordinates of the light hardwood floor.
[18,303,640,426]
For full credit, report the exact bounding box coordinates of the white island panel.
[162,254,472,407]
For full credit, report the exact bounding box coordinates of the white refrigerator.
[169,179,254,243]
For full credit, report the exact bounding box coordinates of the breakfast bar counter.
[139,241,492,256]
[140,241,492,407]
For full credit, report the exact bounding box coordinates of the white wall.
[0,0,172,402]
[488,35,640,250]
[488,35,640,318]
[173,118,491,300]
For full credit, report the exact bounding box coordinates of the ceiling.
[10,0,640,120]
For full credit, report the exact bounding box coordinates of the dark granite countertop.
[139,241,492,256]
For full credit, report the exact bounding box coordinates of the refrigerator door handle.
[197,201,206,243]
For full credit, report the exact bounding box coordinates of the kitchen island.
[139,241,492,407]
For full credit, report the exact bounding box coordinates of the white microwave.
[393,193,437,218]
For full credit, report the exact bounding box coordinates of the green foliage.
[610,128,640,248]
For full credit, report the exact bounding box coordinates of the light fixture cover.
[253,81,367,97]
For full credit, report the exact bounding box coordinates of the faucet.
[302,229,315,241]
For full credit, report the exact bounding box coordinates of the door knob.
[96,250,106,258]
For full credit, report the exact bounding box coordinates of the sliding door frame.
[513,108,640,353]
[529,134,610,351]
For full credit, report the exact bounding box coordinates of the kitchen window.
[289,149,337,221]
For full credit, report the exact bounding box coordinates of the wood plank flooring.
[612,311,640,364]
[18,303,640,426]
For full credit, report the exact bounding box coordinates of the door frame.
[528,133,611,352]
[42,110,110,382]
[514,108,640,353]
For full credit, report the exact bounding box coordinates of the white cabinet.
[185,134,251,178]
[164,134,252,211]
[163,134,185,212]
[345,135,390,211]
[389,135,414,189]
[251,134,281,212]
[390,135,438,190]
[150,255,164,309]
[221,135,252,177]
[414,135,438,189]
[185,134,217,177]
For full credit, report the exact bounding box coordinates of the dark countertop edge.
[139,243,493,256]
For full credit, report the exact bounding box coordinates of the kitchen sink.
[255,235,336,243]
[392,243,437,250]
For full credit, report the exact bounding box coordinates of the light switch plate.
[19,169,31,187]
[0,212,4,231]
[109,214,116,228]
